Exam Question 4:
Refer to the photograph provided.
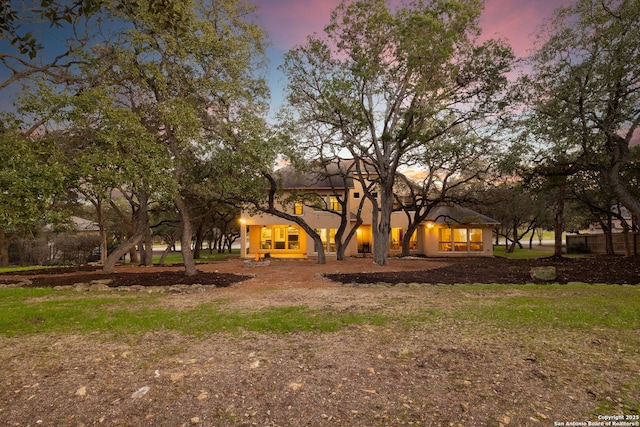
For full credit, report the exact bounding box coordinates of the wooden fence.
[566,233,640,255]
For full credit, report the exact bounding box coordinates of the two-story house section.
[239,162,498,260]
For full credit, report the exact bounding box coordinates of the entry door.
[357,226,372,253]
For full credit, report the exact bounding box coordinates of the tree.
[523,0,640,227]
[480,180,549,253]
[280,0,513,265]
[0,123,68,266]
[393,127,496,256]
[0,0,187,92]
[14,0,270,275]
[95,0,269,275]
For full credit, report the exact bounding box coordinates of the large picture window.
[260,226,302,251]
[439,228,483,252]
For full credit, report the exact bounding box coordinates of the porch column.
[240,220,247,258]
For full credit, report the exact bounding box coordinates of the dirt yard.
[1,256,639,426]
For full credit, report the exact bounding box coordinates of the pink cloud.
[250,0,341,50]
[479,0,572,58]
[252,0,571,58]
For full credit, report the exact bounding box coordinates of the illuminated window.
[439,228,452,252]
[329,196,341,211]
[469,228,483,251]
[287,227,300,249]
[260,227,272,249]
[294,202,303,215]
[453,229,468,252]
[315,228,337,252]
[439,228,483,252]
[260,226,302,251]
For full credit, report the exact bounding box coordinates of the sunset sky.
[246,0,572,114]
[0,0,572,113]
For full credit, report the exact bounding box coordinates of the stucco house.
[239,163,498,260]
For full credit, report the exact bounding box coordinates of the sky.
[0,0,570,113]
[246,0,573,114]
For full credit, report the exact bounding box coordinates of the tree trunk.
[372,187,393,266]
[0,228,9,268]
[175,196,198,276]
[401,221,419,258]
[159,229,181,265]
[507,218,518,253]
[604,215,615,256]
[138,192,153,266]
[193,220,205,260]
[528,231,534,249]
[102,232,144,274]
[621,221,631,257]
[553,181,566,258]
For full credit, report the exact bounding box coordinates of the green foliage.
[0,124,70,264]
[280,0,514,265]
[520,0,640,221]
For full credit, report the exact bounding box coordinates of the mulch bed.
[325,256,640,285]
[0,265,250,288]
[1,256,639,288]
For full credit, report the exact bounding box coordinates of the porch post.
[240,221,247,259]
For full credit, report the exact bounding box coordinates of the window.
[287,227,300,249]
[439,228,452,252]
[439,228,483,252]
[389,229,418,250]
[274,226,286,249]
[260,225,302,251]
[315,228,337,252]
[260,227,272,249]
[294,202,303,215]
[329,196,341,211]
[353,192,360,199]
[453,229,467,252]
[469,228,483,251]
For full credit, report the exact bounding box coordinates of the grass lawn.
[493,244,556,259]
[1,280,638,425]
[153,249,239,265]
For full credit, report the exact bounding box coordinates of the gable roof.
[278,162,354,191]
[425,205,499,226]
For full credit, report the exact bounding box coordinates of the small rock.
[190,416,200,424]
[75,386,87,396]
[170,373,185,382]
[530,266,556,281]
[89,279,113,286]
[89,283,111,292]
[131,386,150,399]
[73,283,90,292]
[249,359,265,369]
[288,382,303,391]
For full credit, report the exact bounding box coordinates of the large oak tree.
[280,0,513,265]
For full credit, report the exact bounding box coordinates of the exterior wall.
[239,176,496,259]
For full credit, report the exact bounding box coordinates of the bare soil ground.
[1,255,639,427]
